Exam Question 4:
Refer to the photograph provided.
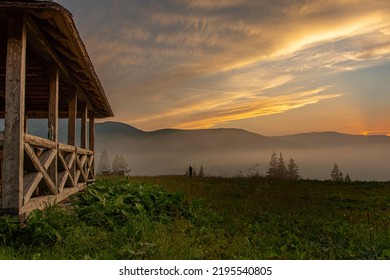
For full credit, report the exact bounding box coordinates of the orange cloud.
[130,88,341,130]
[361,130,390,136]
[64,0,390,132]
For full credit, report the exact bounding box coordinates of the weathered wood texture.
[68,91,77,146]
[48,65,59,191]
[22,134,94,208]
[20,182,87,216]
[81,102,87,149]
[0,2,113,118]
[89,112,95,177]
[2,15,26,214]
[0,2,113,220]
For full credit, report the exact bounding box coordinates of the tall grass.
[0,176,389,259]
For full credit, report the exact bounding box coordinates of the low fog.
[95,123,390,181]
[8,120,388,181]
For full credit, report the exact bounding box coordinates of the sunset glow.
[57,0,390,135]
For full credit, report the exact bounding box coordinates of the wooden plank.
[2,14,26,214]
[68,91,77,146]
[65,152,76,170]
[89,112,95,152]
[81,102,87,148]
[87,155,94,179]
[58,142,76,153]
[24,143,57,195]
[58,171,68,193]
[48,65,59,142]
[74,170,81,185]
[25,134,57,149]
[48,65,59,190]
[23,172,42,205]
[24,15,74,86]
[76,154,87,182]
[58,152,75,187]
[88,112,95,180]
[19,182,88,216]
[76,146,94,156]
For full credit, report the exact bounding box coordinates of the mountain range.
[93,122,390,181]
[3,120,388,180]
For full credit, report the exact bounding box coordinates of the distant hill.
[272,131,390,147]
[95,122,301,154]
[17,120,390,180]
[93,122,390,180]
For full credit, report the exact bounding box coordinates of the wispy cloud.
[58,0,390,132]
[130,88,341,129]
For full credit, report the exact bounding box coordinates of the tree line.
[190,152,352,182]
[97,148,352,181]
[266,151,300,180]
[97,149,129,175]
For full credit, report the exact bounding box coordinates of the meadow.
[0,176,389,259]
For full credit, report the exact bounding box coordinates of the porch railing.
[1,133,94,215]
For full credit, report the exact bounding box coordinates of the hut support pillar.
[89,112,95,178]
[81,102,87,149]
[68,91,77,146]
[2,15,26,216]
[48,65,59,191]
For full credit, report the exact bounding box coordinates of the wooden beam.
[89,112,95,179]
[68,90,77,146]
[48,65,59,191]
[19,182,87,216]
[25,134,57,150]
[89,112,95,152]
[24,143,57,195]
[23,147,57,204]
[0,111,82,119]
[81,102,87,149]
[2,14,26,215]
[48,65,59,142]
[24,15,74,86]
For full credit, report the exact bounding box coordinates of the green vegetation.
[1,176,389,259]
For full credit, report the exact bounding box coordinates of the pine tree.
[287,158,300,180]
[97,149,110,174]
[266,151,278,178]
[276,152,288,179]
[112,155,120,173]
[112,154,129,173]
[344,173,352,182]
[330,163,343,181]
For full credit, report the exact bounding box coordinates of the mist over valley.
[93,122,390,181]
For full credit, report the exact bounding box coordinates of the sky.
[56,0,390,136]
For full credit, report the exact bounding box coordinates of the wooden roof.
[0,0,114,118]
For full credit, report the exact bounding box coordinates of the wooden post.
[68,91,77,146]
[89,112,95,152]
[48,65,59,192]
[81,102,87,149]
[89,112,95,178]
[2,14,26,215]
[67,91,77,185]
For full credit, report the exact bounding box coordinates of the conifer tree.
[266,151,278,178]
[97,149,110,174]
[330,163,343,181]
[276,152,288,179]
[287,158,300,180]
[344,173,352,182]
[112,154,129,173]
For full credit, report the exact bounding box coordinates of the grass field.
[0,176,389,259]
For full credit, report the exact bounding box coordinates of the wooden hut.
[0,1,114,220]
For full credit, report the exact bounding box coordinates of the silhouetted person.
[188,166,193,177]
